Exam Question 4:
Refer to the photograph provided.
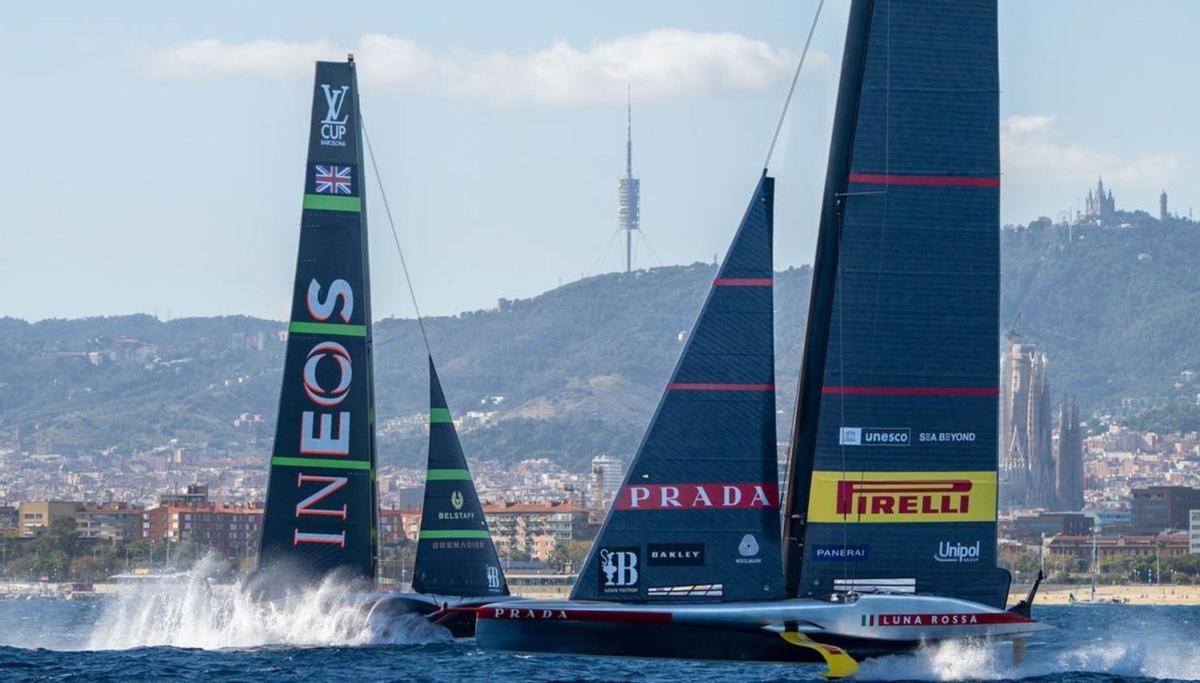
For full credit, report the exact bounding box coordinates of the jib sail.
[784,0,1009,608]
[572,174,784,603]
[412,358,508,597]
[258,59,378,582]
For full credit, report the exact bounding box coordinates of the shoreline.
[1011,583,1200,606]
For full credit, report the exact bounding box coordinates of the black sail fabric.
[412,358,509,597]
[572,175,784,603]
[791,0,1009,608]
[258,60,378,582]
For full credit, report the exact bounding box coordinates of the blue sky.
[1,1,1194,321]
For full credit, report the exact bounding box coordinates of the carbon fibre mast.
[258,56,378,583]
[783,0,874,597]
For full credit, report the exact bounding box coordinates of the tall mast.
[782,0,875,596]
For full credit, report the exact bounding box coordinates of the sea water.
[0,561,1197,681]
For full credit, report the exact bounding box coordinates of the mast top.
[347,52,355,63]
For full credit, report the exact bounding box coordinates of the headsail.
[412,358,508,597]
[785,0,1008,608]
[258,59,378,582]
[572,175,783,603]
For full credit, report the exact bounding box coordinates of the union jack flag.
[314,165,352,195]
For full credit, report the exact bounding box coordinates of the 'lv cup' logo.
[320,84,349,147]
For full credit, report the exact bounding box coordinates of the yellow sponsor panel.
[807,471,996,523]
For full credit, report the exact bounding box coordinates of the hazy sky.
[2,1,1194,321]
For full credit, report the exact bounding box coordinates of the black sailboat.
[258,58,378,583]
[476,0,1046,674]
[255,57,514,636]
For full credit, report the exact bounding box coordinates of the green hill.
[4,216,1200,471]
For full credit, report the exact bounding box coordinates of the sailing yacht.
[475,0,1047,674]
[254,57,514,637]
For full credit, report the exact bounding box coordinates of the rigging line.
[362,120,431,356]
[589,228,622,276]
[637,229,666,268]
[762,0,825,171]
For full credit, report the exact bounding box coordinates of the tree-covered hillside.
[5,217,1200,471]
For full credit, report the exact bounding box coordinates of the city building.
[483,502,590,561]
[0,505,16,531]
[1056,398,1085,511]
[1190,509,1200,555]
[16,501,83,538]
[590,455,624,512]
[159,484,211,506]
[76,502,143,543]
[1094,508,1133,535]
[145,503,262,557]
[1000,340,1057,508]
[1084,177,1116,225]
[1130,486,1200,534]
[380,507,408,545]
[1010,511,1093,543]
[1047,533,1190,565]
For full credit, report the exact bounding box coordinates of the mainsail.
[412,358,508,597]
[784,0,1008,608]
[573,175,783,603]
[259,59,378,581]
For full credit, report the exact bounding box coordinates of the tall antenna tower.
[617,86,640,273]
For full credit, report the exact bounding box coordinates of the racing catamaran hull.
[477,593,1047,662]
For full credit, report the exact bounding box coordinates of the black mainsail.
[572,174,783,603]
[784,0,1009,608]
[258,59,378,581]
[412,358,508,597]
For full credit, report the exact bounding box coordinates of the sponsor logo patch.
[807,471,997,523]
[735,534,761,565]
[614,483,779,510]
[486,564,502,589]
[319,84,350,147]
[646,543,705,566]
[934,540,982,563]
[813,544,870,561]
[840,427,910,446]
[598,547,639,595]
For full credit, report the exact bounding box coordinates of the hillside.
[0,265,811,471]
[5,217,1200,471]
[1000,218,1200,415]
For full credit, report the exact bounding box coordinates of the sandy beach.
[1012,583,1200,606]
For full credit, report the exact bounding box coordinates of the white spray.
[85,556,451,650]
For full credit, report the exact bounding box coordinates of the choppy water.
[0,561,1197,681]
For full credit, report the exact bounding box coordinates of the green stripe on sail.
[271,456,371,471]
[430,408,452,424]
[288,321,366,337]
[419,530,491,539]
[303,194,361,212]
[426,469,471,480]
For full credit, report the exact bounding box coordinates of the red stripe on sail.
[713,278,772,286]
[849,173,1000,188]
[823,386,998,396]
[669,383,775,392]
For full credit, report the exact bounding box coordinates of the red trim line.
[713,278,772,286]
[478,607,672,625]
[823,386,997,396]
[669,383,775,392]
[849,173,999,188]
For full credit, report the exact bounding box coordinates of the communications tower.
[617,88,640,273]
